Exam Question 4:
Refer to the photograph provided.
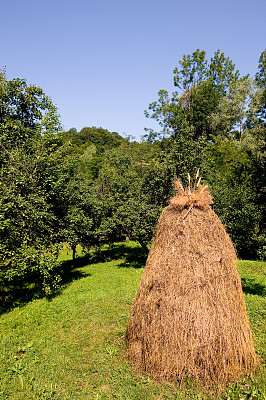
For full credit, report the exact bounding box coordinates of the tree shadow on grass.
[0,254,92,316]
[56,242,147,273]
[95,242,147,268]
[241,277,266,297]
[0,242,147,315]
[118,260,145,269]
[56,254,92,285]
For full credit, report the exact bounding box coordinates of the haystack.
[126,176,257,387]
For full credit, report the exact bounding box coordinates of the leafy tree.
[145,49,241,141]
[205,137,262,258]
[61,126,125,155]
[60,166,104,262]
[203,52,266,258]
[255,49,266,121]
[93,140,171,252]
[145,50,265,259]
[0,69,67,295]
[144,49,243,196]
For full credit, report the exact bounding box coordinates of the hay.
[126,179,257,387]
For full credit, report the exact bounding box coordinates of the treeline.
[0,49,265,301]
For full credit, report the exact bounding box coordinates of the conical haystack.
[126,177,257,387]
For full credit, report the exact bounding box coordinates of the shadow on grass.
[57,254,92,284]
[0,242,147,315]
[0,254,92,316]
[95,242,147,268]
[241,277,266,297]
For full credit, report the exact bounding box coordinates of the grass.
[0,242,265,399]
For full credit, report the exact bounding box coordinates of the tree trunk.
[71,244,76,265]
[138,235,149,255]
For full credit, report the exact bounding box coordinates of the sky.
[1,0,266,141]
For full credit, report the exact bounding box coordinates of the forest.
[0,48,265,302]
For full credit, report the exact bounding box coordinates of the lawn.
[0,242,265,399]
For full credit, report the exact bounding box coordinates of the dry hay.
[126,178,257,388]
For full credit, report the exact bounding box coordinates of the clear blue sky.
[1,0,266,140]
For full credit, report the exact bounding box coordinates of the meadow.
[0,242,265,400]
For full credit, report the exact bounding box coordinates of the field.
[0,242,265,399]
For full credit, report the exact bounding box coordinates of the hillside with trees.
[0,49,265,304]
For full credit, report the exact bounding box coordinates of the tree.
[203,52,266,259]
[255,49,266,121]
[92,140,171,253]
[60,167,104,262]
[0,69,67,295]
[145,49,241,141]
[144,50,243,192]
[205,137,262,258]
[145,50,265,259]
[60,126,125,155]
[208,76,254,137]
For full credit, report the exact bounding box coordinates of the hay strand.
[171,175,213,211]
[126,177,257,388]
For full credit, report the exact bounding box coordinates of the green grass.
[0,242,265,399]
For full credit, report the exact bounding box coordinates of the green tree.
[255,48,266,121]
[208,77,253,137]
[205,137,262,258]
[145,50,265,259]
[60,163,104,262]
[144,49,243,190]
[93,140,171,253]
[60,126,125,155]
[204,52,266,258]
[0,69,66,296]
[145,49,241,141]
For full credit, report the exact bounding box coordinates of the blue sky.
[1,0,266,140]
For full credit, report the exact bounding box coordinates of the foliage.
[204,133,265,259]
[144,49,266,258]
[145,49,241,140]
[255,49,266,121]
[1,48,266,308]
[0,69,66,294]
[93,140,172,251]
[203,59,266,258]
[60,126,125,155]
[60,179,104,260]
[209,77,254,135]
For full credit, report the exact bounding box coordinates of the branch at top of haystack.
[170,170,213,212]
